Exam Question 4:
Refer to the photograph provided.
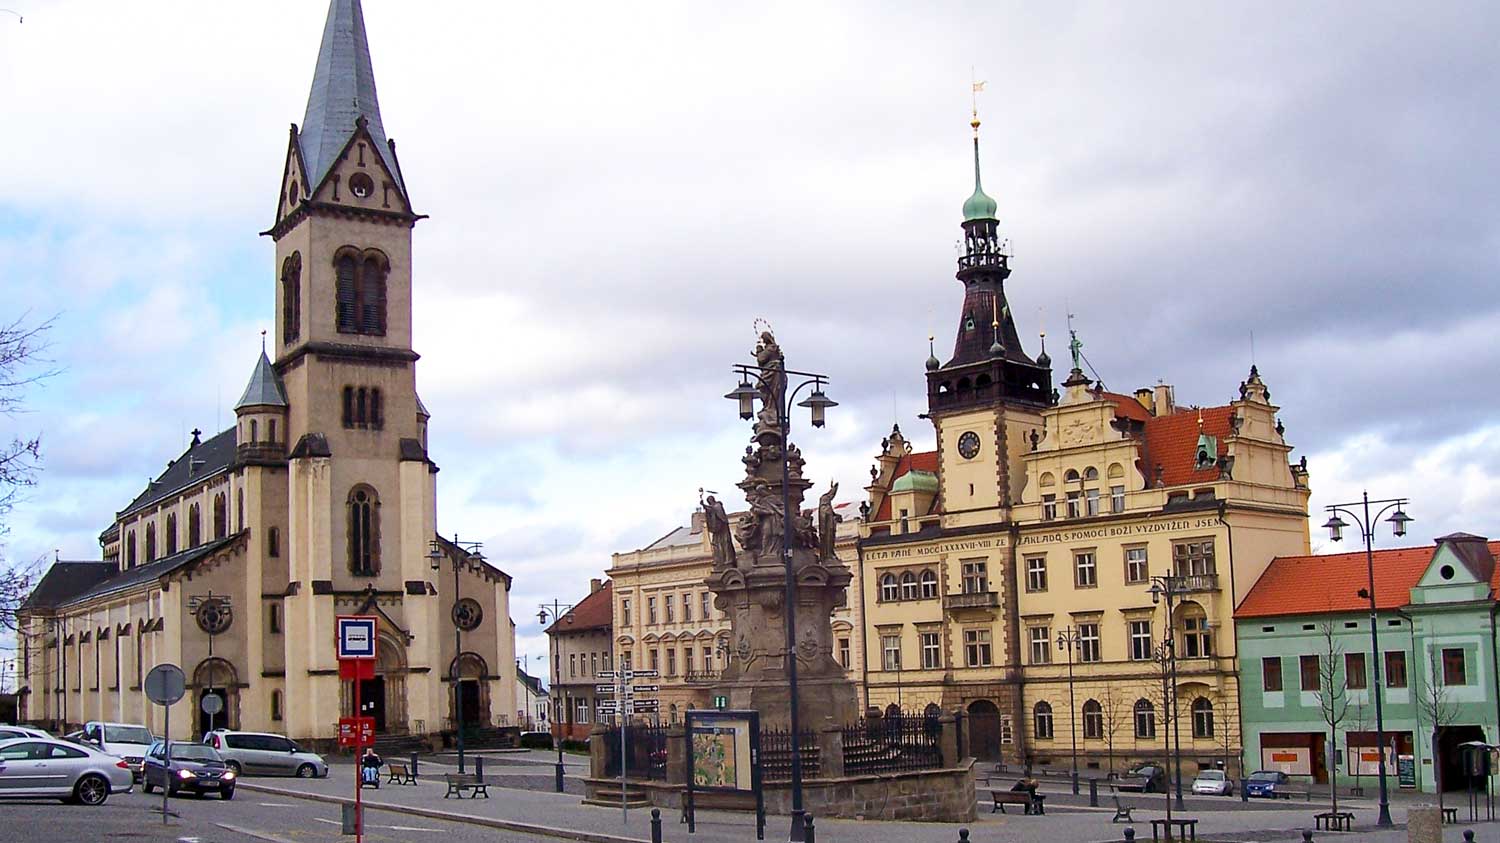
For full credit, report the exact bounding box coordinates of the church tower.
[924,115,1053,524]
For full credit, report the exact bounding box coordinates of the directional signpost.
[337,616,378,843]
[597,667,659,824]
[144,663,185,825]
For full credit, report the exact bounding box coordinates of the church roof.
[20,561,116,612]
[120,427,237,519]
[37,534,245,612]
[299,0,404,197]
[235,351,288,409]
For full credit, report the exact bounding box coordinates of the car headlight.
[221,771,236,780]
[177,769,197,779]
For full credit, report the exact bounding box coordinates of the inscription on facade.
[1017,516,1220,546]
[866,538,1001,561]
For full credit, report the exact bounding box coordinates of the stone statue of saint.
[817,482,840,560]
[739,480,784,560]
[754,332,787,428]
[704,495,736,569]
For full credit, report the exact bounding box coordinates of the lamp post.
[725,347,836,843]
[1322,492,1412,829]
[1149,574,1187,811]
[537,599,575,794]
[429,536,484,774]
[1057,626,1082,795]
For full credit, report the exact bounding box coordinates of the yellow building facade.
[857,118,1310,776]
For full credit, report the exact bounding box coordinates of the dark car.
[1243,769,1290,798]
[1116,763,1166,793]
[142,741,236,799]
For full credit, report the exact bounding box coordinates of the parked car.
[1191,769,1233,796]
[1244,769,1291,798]
[143,741,236,799]
[204,729,328,778]
[0,726,53,741]
[0,737,135,805]
[81,721,155,781]
[1116,763,1166,793]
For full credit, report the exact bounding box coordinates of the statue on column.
[817,482,840,561]
[704,495,737,570]
[754,331,787,429]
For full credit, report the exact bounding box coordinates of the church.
[16,0,517,749]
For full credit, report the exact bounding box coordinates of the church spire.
[962,115,998,222]
[299,0,404,196]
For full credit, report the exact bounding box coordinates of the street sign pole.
[162,700,170,825]
[144,664,186,828]
[354,675,362,843]
[619,668,628,825]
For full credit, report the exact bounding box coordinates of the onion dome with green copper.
[962,117,998,222]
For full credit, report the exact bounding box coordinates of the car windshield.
[170,744,220,762]
[1128,765,1158,776]
[1197,771,1225,780]
[1249,771,1280,781]
[105,726,153,744]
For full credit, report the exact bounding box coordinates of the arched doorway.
[194,657,239,737]
[968,699,1002,761]
[448,652,490,737]
[350,634,408,734]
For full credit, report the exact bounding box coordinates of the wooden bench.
[1149,817,1197,842]
[1111,794,1135,823]
[988,790,1043,814]
[1276,788,1312,801]
[443,772,490,799]
[1314,811,1354,832]
[386,762,417,785]
[1442,807,1458,824]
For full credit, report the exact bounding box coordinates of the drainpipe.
[1397,609,1420,790]
[855,536,870,712]
[1217,501,1242,780]
[1489,603,1500,751]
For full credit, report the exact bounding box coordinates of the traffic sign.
[632,701,660,712]
[596,685,617,694]
[713,695,728,709]
[633,685,659,693]
[337,616,378,659]
[632,669,659,678]
[144,664,186,705]
[338,717,376,748]
[200,693,224,715]
[598,670,616,679]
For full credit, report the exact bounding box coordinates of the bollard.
[411,751,419,781]
[650,808,662,843]
[803,813,816,843]
[1240,778,1248,802]
[1089,777,1099,808]
[475,755,484,780]
[1122,828,1135,842]
[1302,831,1313,842]
[958,829,969,842]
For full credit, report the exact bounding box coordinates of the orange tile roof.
[1235,540,1500,619]
[874,450,938,521]
[1101,392,1153,423]
[546,580,612,633]
[1143,405,1235,487]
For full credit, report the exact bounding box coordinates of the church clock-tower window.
[342,386,385,429]
[334,248,389,336]
[281,253,302,343]
[347,485,380,576]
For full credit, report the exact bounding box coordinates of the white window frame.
[1029,626,1052,665]
[1025,556,1047,593]
[921,632,942,669]
[1079,623,1101,663]
[1074,551,1097,588]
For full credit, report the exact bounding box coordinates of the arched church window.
[269,419,277,443]
[165,513,178,556]
[336,255,358,333]
[361,255,386,335]
[281,252,302,343]
[267,526,280,558]
[213,493,227,539]
[347,485,380,576]
[145,524,157,562]
[250,419,258,444]
[188,503,201,547]
[334,249,388,337]
[271,690,284,721]
[126,531,137,568]
[236,489,244,532]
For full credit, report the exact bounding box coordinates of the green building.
[1235,533,1500,793]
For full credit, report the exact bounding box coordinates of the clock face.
[957,431,981,460]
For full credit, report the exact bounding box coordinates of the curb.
[238,782,649,843]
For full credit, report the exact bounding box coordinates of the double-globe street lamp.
[537,599,575,793]
[429,536,484,774]
[724,349,836,843]
[1322,492,1412,829]
[1056,626,1082,795]
[1148,573,1189,811]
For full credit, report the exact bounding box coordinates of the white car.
[0,725,53,741]
[1191,769,1234,796]
[0,737,135,804]
[81,721,155,781]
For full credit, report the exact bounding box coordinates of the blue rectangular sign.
[337,615,378,659]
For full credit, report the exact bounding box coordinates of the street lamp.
[726,348,836,843]
[1056,626,1082,795]
[1323,492,1413,829]
[537,600,575,794]
[429,536,483,774]
[1149,574,1187,811]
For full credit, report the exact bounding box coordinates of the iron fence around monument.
[759,727,820,783]
[599,723,669,781]
[841,712,944,775]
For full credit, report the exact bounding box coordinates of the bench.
[443,772,490,799]
[1276,788,1312,801]
[988,790,1043,814]
[1112,794,1135,823]
[1314,811,1354,832]
[1149,817,1198,842]
[1442,807,1458,824]
[387,762,417,785]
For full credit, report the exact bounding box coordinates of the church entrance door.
[459,680,481,731]
[359,676,387,733]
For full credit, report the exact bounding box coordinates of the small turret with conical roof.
[235,343,288,461]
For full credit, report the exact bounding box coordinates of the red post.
[353,674,362,843]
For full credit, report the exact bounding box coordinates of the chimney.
[1154,384,1175,416]
[690,509,706,534]
[1134,388,1154,414]
[590,578,602,594]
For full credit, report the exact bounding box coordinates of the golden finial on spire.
[970,69,986,136]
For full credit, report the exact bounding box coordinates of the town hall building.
[16,0,517,748]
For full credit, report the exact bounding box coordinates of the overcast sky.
[2,1,1498,675]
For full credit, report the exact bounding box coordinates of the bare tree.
[1315,621,1351,814]
[1417,649,1461,811]
[1347,700,1370,796]
[1151,643,1180,825]
[0,315,56,634]
[1099,683,1127,778]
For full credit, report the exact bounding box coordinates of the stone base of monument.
[585,711,979,823]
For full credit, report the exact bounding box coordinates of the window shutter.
[336,257,357,332]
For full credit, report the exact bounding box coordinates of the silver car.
[204,730,328,778]
[0,737,135,805]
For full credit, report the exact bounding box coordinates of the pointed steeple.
[962,116,998,222]
[299,0,404,197]
[235,351,289,410]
